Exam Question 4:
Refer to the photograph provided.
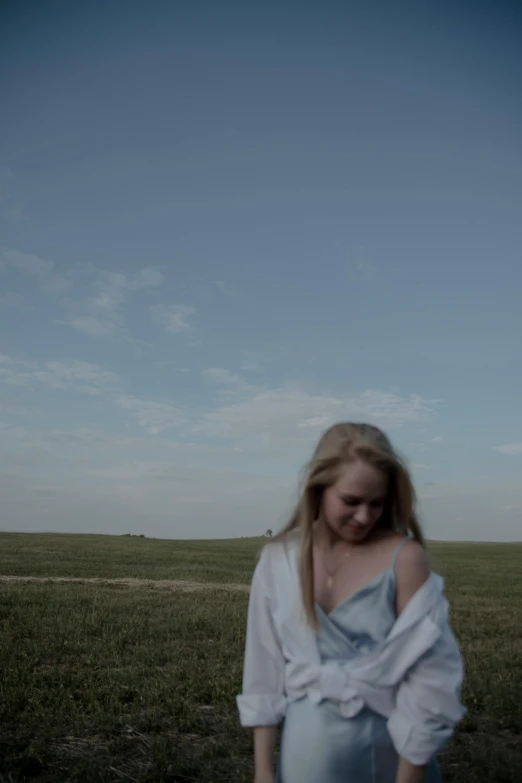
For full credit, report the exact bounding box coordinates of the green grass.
[0,532,262,582]
[0,533,521,782]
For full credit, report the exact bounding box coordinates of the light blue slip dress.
[277,538,442,783]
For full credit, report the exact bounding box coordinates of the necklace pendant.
[327,576,333,589]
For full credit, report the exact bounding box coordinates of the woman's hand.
[396,757,426,783]
[254,775,275,783]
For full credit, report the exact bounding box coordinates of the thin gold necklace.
[317,545,352,589]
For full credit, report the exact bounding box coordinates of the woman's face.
[320,459,388,543]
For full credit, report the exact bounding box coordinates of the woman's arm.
[395,540,430,617]
[396,758,427,783]
[253,726,278,782]
[394,541,431,783]
[389,540,465,781]
[236,546,286,780]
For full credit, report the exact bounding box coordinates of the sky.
[1,0,521,541]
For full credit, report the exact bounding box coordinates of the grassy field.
[0,533,521,782]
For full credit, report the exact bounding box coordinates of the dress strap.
[390,535,412,570]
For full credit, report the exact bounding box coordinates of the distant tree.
[265,529,272,537]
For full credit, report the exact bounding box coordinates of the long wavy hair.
[270,422,425,627]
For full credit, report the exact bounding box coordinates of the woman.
[237,423,465,783]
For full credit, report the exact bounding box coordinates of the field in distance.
[0,532,521,782]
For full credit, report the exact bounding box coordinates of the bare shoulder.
[396,538,429,571]
[375,531,413,558]
[394,538,430,612]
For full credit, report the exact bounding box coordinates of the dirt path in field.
[0,575,250,593]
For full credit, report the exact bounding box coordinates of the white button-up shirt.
[237,532,466,766]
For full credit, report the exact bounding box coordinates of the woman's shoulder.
[391,534,429,570]
[389,536,431,612]
[255,528,299,560]
[376,531,427,565]
[252,530,300,590]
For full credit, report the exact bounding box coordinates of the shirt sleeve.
[387,617,466,765]
[236,546,287,727]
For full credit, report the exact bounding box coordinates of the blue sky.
[1,0,521,541]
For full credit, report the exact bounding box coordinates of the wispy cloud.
[43,428,132,446]
[0,291,34,311]
[493,443,522,455]
[115,395,186,435]
[202,367,260,399]
[94,363,440,446]
[241,360,263,373]
[0,397,37,417]
[240,345,289,375]
[354,259,377,281]
[203,368,243,385]
[407,439,428,452]
[151,304,195,335]
[296,416,330,429]
[502,504,522,513]
[87,460,181,481]
[214,280,241,299]
[127,269,165,289]
[0,354,119,395]
[156,361,191,372]
[1,248,72,294]
[194,382,438,449]
[61,268,164,339]
[0,355,33,387]
[1,347,439,470]
[431,435,445,442]
[2,249,52,277]
[41,361,120,395]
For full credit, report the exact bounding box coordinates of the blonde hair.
[271,422,425,627]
